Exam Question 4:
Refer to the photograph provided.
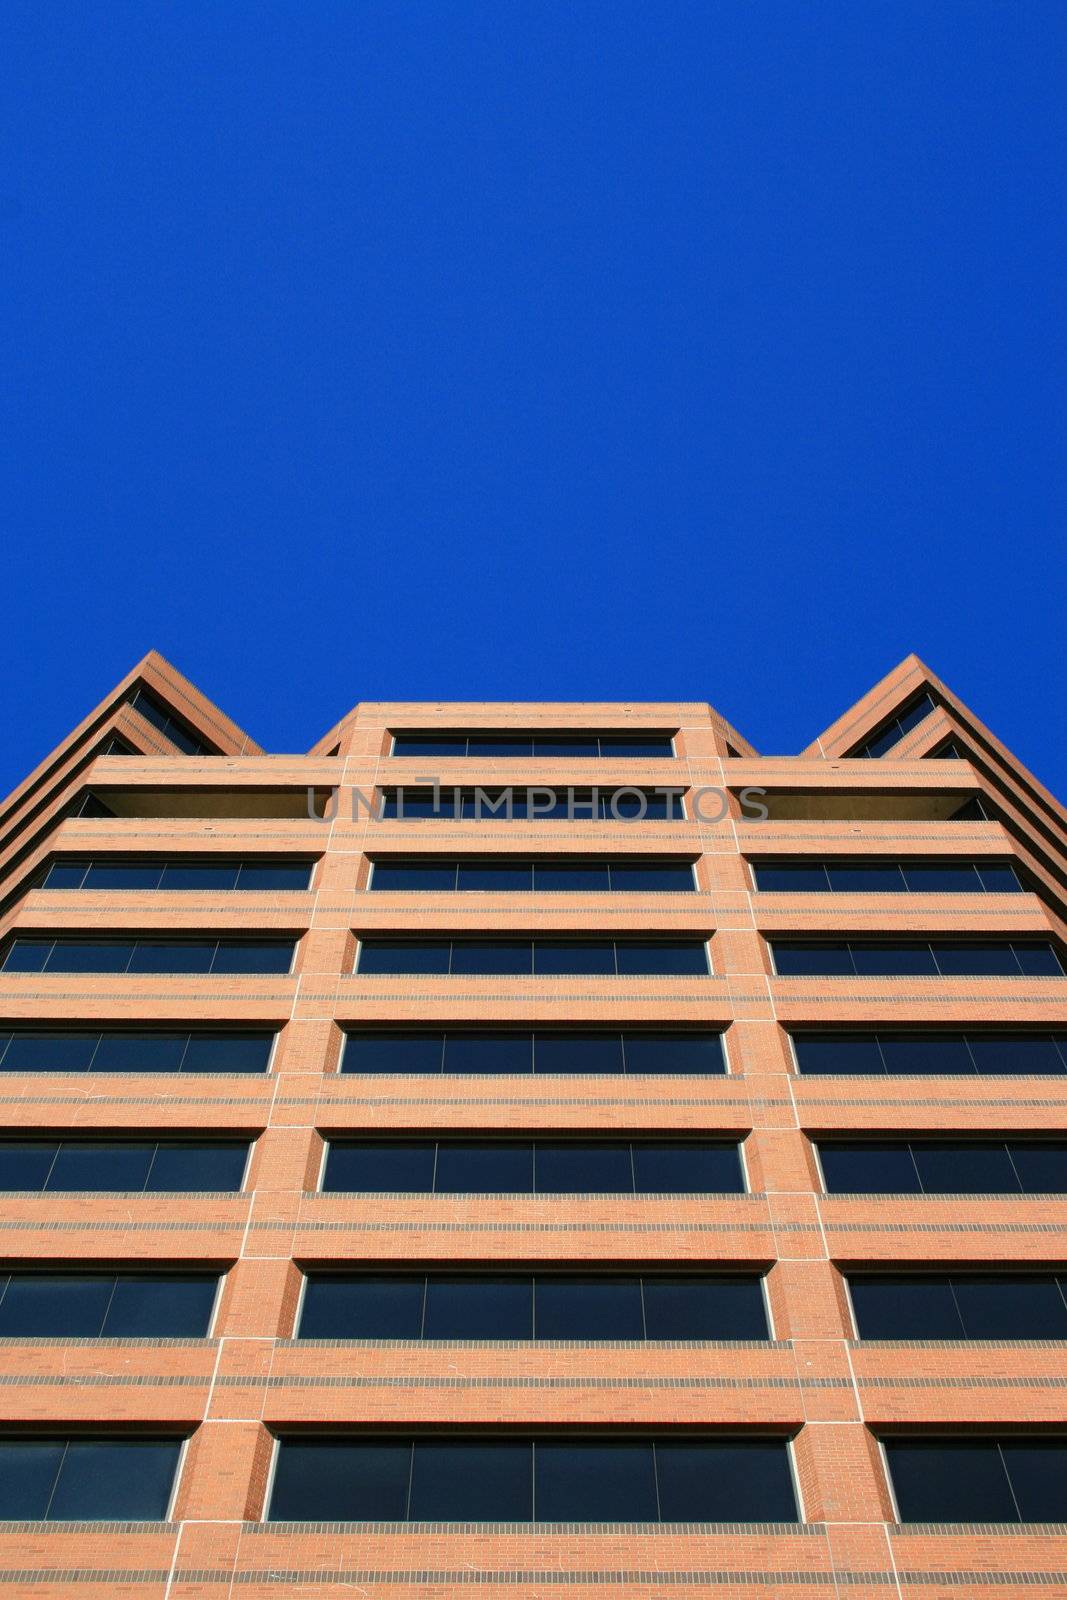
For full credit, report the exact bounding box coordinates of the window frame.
[843,1270,1067,1341]
[750,858,1024,896]
[339,1029,730,1078]
[389,732,678,759]
[318,1137,748,1196]
[0,1431,189,1522]
[0,1269,225,1340]
[352,937,712,978]
[769,939,1064,979]
[39,857,316,893]
[366,857,698,893]
[262,1430,802,1524]
[0,937,299,977]
[877,1431,1067,1525]
[293,1268,773,1343]
[0,1028,278,1076]
[788,1029,1067,1078]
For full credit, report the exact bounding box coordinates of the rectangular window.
[752,859,1021,894]
[883,1435,1067,1523]
[0,1435,183,1520]
[297,1272,769,1341]
[770,941,1063,978]
[0,1030,275,1074]
[0,1272,220,1337]
[817,1139,1067,1195]
[848,1273,1067,1339]
[266,1434,796,1522]
[391,733,676,758]
[321,1139,745,1194]
[369,859,695,892]
[378,787,686,820]
[0,1139,250,1192]
[341,1030,726,1076]
[792,1031,1067,1076]
[354,939,711,976]
[41,859,312,891]
[1,939,296,975]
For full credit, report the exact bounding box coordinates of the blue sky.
[1,2,1064,796]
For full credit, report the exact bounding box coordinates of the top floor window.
[850,693,936,758]
[391,732,676,758]
[128,687,214,756]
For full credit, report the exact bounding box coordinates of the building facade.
[0,650,1064,1598]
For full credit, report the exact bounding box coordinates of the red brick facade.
[0,650,1064,1597]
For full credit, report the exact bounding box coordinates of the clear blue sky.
[2,3,1064,796]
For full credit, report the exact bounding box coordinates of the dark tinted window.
[130,687,211,755]
[370,858,695,892]
[772,941,1062,978]
[655,1438,797,1521]
[950,1276,1067,1339]
[820,1140,1067,1194]
[392,734,675,757]
[44,859,311,891]
[913,1141,1018,1193]
[793,1031,1067,1077]
[826,864,908,892]
[268,1437,412,1520]
[533,941,615,975]
[642,1277,768,1339]
[322,1140,745,1195]
[615,940,709,976]
[535,1278,643,1340]
[755,860,1021,894]
[342,1033,446,1074]
[372,861,459,891]
[433,1141,534,1193]
[300,1276,426,1340]
[354,940,710,976]
[850,943,938,976]
[356,940,451,975]
[884,1436,1067,1523]
[632,1141,744,1193]
[423,1277,533,1339]
[885,1437,1018,1521]
[321,1142,437,1192]
[0,1030,273,1074]
[0,1436,182,1520]
[0,1140,248,1193]
[877,1034,977,1075]
[609,863,694,891]
[535,1141,633,1193]
[817,1142,920,1194]
[753,864,830,891]
[0,1273,218,1337]
[773,943,855,977]
[621,1032,726,1074]
[536,1438,658,1521]
[853,693,936,757]
[341,1030,725,1075]
[457,862,534,891]
[297,1273,768,1340]
[450,941,535,975]
[268,1435,796,1523]
[0,939,294,975]
[411,1438,532,1520]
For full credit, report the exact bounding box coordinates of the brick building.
[0,649,1064,1598]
